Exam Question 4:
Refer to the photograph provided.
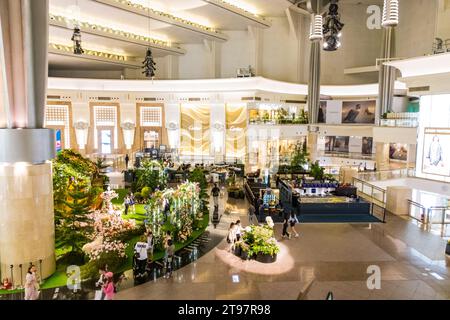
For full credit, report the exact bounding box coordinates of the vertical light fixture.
[382,0,399,27]
[71,0,84,55]
[142,0,156,79]
[322,0,344,51]
[309,14,323,41]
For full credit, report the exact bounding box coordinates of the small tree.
[310,160,325,181]
[290,143,309,170]
[56,182,93,263]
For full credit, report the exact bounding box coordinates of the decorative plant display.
[55,181,94,264]
[290,142,310,171]
[100,187,119,215]
[226,172,245,199]
[144,181,202,249]
[135,160,167,193]
[310,160,325,181]
[189,168,209,214]
[237,224,280,261]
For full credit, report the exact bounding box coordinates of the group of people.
[95,265,116,300]
[123,192,136,215]
[132,229,175,282]
[227,220,243,252]
[282,211,300,239]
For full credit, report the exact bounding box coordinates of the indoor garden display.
[226,172,245,199]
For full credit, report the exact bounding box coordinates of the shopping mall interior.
[0,0,450,302]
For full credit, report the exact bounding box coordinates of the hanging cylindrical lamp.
[71,25,84,55]
[382,0,399,27]
[309,14,323,41]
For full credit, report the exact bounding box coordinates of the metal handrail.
[407,199,427,224]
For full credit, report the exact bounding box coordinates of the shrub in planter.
[446,241,450,255]
[241,225,280,262]
[134,192,142,203]
[141,187,151,200]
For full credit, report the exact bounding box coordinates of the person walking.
[281,215,291,239]
[211,183,220,209]
[235,220,242,241]
[102,272,115,300]
[164,239,175,278]
[288,211,300,238]
[125,154,130,169]
[248,204,258,225]
[24,265,39,300]
[124,195,130,215]
[227,222,237,252]
[134,237,150,281]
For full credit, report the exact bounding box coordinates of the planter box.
[240,250,250,260]
[234,246,242,257]
[255,253,277,264]
[446,243,450,255]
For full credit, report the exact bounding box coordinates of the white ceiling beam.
[285,7,299,40]
[93,0,229,42]
[201,0,271,28]
[48,45,142,69]
[49,14,186,56]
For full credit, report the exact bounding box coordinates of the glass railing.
[426,207,450,237]
[353,177,387,207]
[380,118,419,128]
[319,151,376,160]
[356,168,416,182]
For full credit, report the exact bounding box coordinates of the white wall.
[319,2,382,85]
[395,0,438,59]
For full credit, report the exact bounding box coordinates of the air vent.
[241,97,262,101]
[97,97,112,101]
[144,97,157,101]
[409,86,430,92]
[47,95,61,100]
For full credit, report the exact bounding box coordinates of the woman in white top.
[235,220,242,241]
[227,222,237,252]
[24,265,39,300]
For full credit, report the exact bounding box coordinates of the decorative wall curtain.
[180,104,210,156]
[226,104,247,158]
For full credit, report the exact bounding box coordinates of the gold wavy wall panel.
[226,104,247,158]
[180,105,210,156]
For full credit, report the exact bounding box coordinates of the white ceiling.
[49,0,293,70]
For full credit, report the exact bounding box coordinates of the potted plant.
[241,225,280,263]
[446,240,450,255]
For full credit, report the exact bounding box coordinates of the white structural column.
[377,0,399,120]
[0,0,56,284]
[248,26,263,76]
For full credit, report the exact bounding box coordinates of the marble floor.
[114,193,450,300]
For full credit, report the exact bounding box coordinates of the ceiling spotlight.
[71,25,84,55]
[142,47,156,79]
[322,0,344,51]
[382,0,399,27]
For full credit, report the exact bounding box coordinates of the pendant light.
[322,0,344,51]
[71,1,84,55]
[142,0,156,79]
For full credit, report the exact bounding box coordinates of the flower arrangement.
[89,210,137,241]
[265,216,274,228]
[239,225,280,259]
[86,240,128,261]
[144,181,202,247]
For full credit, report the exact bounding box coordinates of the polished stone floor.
[115,193,450,300]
